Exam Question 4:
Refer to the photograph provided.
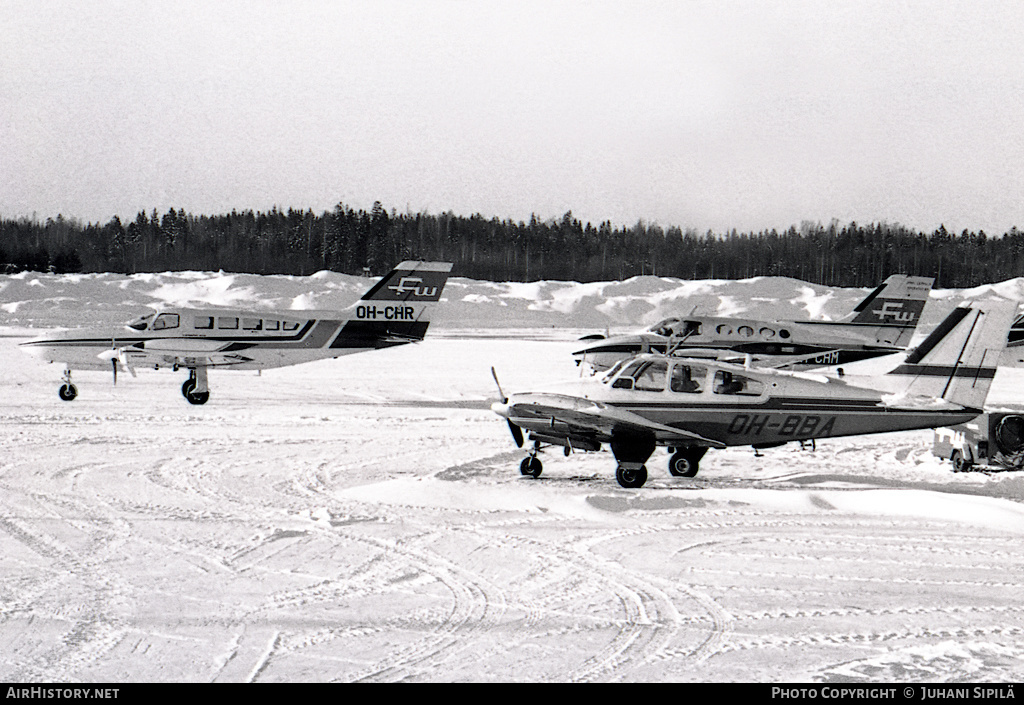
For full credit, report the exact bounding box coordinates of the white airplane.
[494,299,1016,488]
[572,274,935,373]
[21,261,453,404]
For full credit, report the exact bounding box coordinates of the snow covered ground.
[1,271,1023,682]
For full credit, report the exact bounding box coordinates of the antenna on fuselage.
[665,329,696,357]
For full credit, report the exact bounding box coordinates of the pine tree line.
[2,202,1021,288]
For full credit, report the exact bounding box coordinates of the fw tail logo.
[872,301,916,323]
[388,276,439,298]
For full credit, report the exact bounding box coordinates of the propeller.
[490,366,507,403]
[491,366,524,448]
[507,419,524,448]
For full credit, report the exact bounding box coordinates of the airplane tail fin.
[837,274,934,347]
[331,261,453,349]
[884,300,1016,409]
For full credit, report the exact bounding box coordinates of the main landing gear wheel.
[668,451,700,477]
[616,464,648,488]
[520,456,543,478]
[181,379,210,406]
[58,383,78,401]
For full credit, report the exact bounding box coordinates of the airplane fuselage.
[573,317,909,373]
[502,360,980,451]
[19,259,454,405]
[19,306,424,372]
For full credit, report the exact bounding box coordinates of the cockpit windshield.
[601,358,630,383]
[126,313,154,331]
[647,317,680,337]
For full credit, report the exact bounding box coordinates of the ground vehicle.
[933,411,1024,472]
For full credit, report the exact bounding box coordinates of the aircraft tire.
[58,383,78,401]
[520,457,542,478]
[185,390,210,405]
[180,380,209,405]
[668,451,699,477]
[616,464,648,488]
[951,450,972,473]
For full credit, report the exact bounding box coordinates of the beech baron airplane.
[494,299,1015,488]
[572,274,935,373]
[21,261,452,404]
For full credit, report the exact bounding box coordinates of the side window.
[282,321,300,332]
[738,325,754,337]
[194,316,214,330]
[152,313,179,330]
[713,370,765,396]
[633,361,667,392]
[264,320,280,331]
[716,324,731,335]
[670,364,706,393]
[241,318,262,331]
[680,320,702,337]
[218,317,239,330]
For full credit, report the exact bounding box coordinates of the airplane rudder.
[360,261,453,302]
[891,300,1015,406]
[847,275,932,326]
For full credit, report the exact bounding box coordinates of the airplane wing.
[105,345,253,369]
[502,393,726,448]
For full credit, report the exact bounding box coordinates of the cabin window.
[759,327,774,338]
[738,325,754,337]
[713,370,764,396]
[633,361,668,392]
[218,317,239,330]
[779,329,791,339]
[670,364,706,393]
[716,324,731,335]
[242,318,262,331]
[282,321,300,332]
[264,320,280,331]
[194,316,214,330]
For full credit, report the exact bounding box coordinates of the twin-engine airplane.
[572,274,935,373]
[20,261,453,404]
[494,299,1016,489]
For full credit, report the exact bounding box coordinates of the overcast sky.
[3,0,1023,235]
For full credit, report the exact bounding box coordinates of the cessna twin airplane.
[572,274,935,373]
[20,261,452,404]
[494,299,1016,489]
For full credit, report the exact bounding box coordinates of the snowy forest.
[2,200,1022,288]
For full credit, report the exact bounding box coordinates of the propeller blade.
[111,357,118,386]
[490,366,508,403]
[507,419,524,448]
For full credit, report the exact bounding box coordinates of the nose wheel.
[58,369,78,401]
[519,455,543,478]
